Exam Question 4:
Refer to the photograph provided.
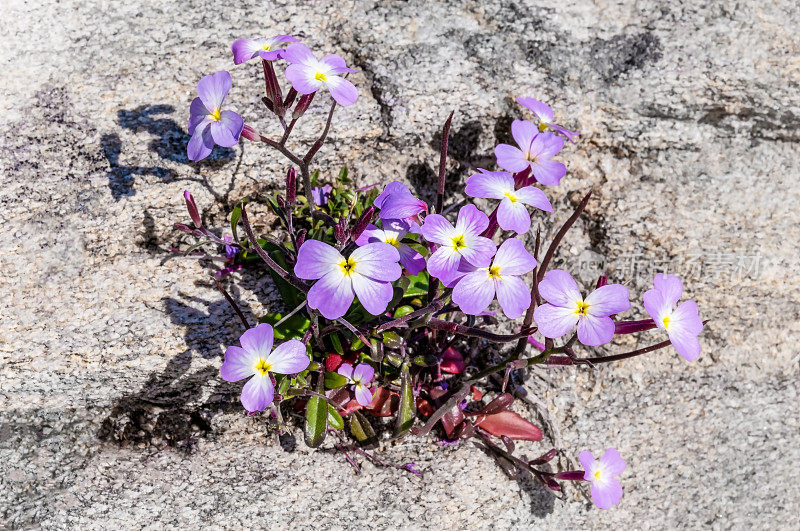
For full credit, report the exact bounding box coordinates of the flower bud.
[554,471,586,481]
[529,448,558,465]
[350,206,375,242]
[292,92,316,120]
[183,190,202,227]
[262,59,284,116]
[285,168,297,205]
[283,87,298,109]
[173,222,194,235]
[276,195,286,210]
[334,216,349,244]
[296,229,307,249]
[241,124,260,142]
[595,274,608,288]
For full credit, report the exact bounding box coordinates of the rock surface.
[1,0,798,528]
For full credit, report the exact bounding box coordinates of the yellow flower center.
[209,108,222,121]
[254,357,272,376]
[384,237,399,248]
[575,300,590,316]
[488,265,502,279]
[451,235,466,250]
[662,315,671,330]
[525,152,538,163]
[262,43,272,51]
[503,191,518,203]
[314,71,328,82]
[538,122,548,132]
[339,257,357,277]
[593,469,602,480]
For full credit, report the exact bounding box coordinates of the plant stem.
[435,111,454,215]
[537,191,592,283]
[212,276,249,331]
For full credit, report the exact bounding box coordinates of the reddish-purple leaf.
[473,410,543,441]
[440,347,465,374]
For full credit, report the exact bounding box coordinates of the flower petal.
[530,132,564,159]
[220,346,257,382]
[496,197,531,234]
[533,303,579,339]
[338,363,354,380]
[671,300,704,335]
[530,159,566,186]
[196,71,231,112]
[379,189,427,219]
[578,450,596,481]
[354,223,383,246]
[267,339,309,374]
[495,275,531,319]
[239,323,274,357]
[511,119,538,152]
[653,273,683,307]
[350,242,401,281]
[537,269,582,307]
[590,478,623,510]
[584,284,630,317]
[350,273,394,315]
[325,75,359,106]
[642,289,670,326]
[294,240,342,280]
[493,238,537,276]
[452,270,496,315]
[209,110,243,147]
[600,448,626,476]
[668,329,701,362]
[464,170,514,199]
[455,204,490,235]
[576,314,615,346]
[307,270,354,319]
[374,181,410,209]
[355,384,374,407]
[240,374,274,412]
[321,53,358,75]
[353,363,375,384]
[187,123,214,162]
[282,43,316,65]
[188,97,209,134]
[398,244,426,275]
[419,214,455,245]
[550,123,580,143]
[517,97,554,123]
[231,38,263,64]
[459,234,496,268]
[514,186,553,212]
[284,63,323,95]
[426,246,461,281]
[494,144,529,173]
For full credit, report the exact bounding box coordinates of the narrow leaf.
[304,395,327,448]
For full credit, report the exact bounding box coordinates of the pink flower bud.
[183,190,202,227]
[350,206,375,242]
[334,216,349,244]
[241,124,260,141]
[285,168,297,205]
[292,92,316,120]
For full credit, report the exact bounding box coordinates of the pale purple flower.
[355,219,426,275]
[231,34,299,64]
[375,181,428,229]
[294,240,401,319]
[187,71,244,162]
[284,43,358,106]
[419,205,496,285]
[533,270,630,346]
[223,235,238,260]
[517,97,580,143]
[643,273,703,361]
[579,448,626,509]
[451,238,536,318]
[220,323,309,412]
[338,363,375,406]
[465,169,553,234]
[495,121,566,185]
[311,184,332,206]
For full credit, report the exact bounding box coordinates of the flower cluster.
[176,34,707,510]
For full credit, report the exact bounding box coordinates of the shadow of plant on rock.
[99,289,252,450]
[103,104,236,200]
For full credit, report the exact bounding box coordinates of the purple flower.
[419,205,496,285]
[294,240,401,319]
[495,121,566,185]
[220,323,309,412]
[517,97,579,143]
[533,270,630,346]
[283,44,358,107]
[231,34,299,64]
[223,235,238,260]
[374,181,428,229]
[643,274,703,361]
[338,363,375,406]
[451,238,537,318]
[465,169,553,234]
[187,71,244,162]
[579,448,626,509]
[311,184,332,206]
[355,220,426,275]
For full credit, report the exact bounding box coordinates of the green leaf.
[304,395,327,448]
[348,410,376,443]
[230,200,247,244]
[324,371,347,389]
[277,376,291,395]
[350,337,364,351]
[403,271,430,298]
[327,405,344,430]
[337,166,350,184]
[330,334,344,356]
[393,305,415,318]
[260,312,310,340]
[382,331,403,349]
[310,169,320,187]
[395,361,416,437]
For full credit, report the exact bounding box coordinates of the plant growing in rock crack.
[174,33,705,510]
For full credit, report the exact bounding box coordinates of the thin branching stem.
[537,191,592,283]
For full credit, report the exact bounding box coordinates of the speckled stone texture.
[1,0,798,528]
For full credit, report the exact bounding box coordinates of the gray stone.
[1,0,798,528]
